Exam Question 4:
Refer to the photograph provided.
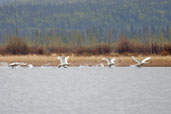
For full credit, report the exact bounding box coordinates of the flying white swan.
[102,57,120,67]
[9,62,27,68]
[131,56,151,67]
[57,56,70,68]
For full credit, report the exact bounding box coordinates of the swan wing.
[142,57,151,63]
[102,58,110,64]
[9,62,19,66]
[9,63,15,66]
[19,62,27,65]
[132,56,141,64]
[57,56,65,64]
[111,58,116,63]
[65,56,70,64]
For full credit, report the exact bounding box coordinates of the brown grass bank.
[0,54,171,67]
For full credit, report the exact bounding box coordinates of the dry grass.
[0,54,171,66]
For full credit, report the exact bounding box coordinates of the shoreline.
[0,55,171,67]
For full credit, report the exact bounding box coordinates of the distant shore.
[0,54,171,67]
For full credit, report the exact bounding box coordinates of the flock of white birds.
[5,56,151,68]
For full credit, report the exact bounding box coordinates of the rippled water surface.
[0,67,171,114]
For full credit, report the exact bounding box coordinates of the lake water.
[0,67,171,114]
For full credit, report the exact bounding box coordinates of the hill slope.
[0,0,170,35]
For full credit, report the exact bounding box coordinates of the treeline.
[0,28,171,55]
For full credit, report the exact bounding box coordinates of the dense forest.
[0,0,171,34]
[0,0,171,55]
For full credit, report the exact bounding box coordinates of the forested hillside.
[0,0,170,35]
[0,0,171,55]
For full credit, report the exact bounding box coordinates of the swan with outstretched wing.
[9,62,27,68]
[57,56,70,68]
[131,56,151,67]
[102,57,120,67]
